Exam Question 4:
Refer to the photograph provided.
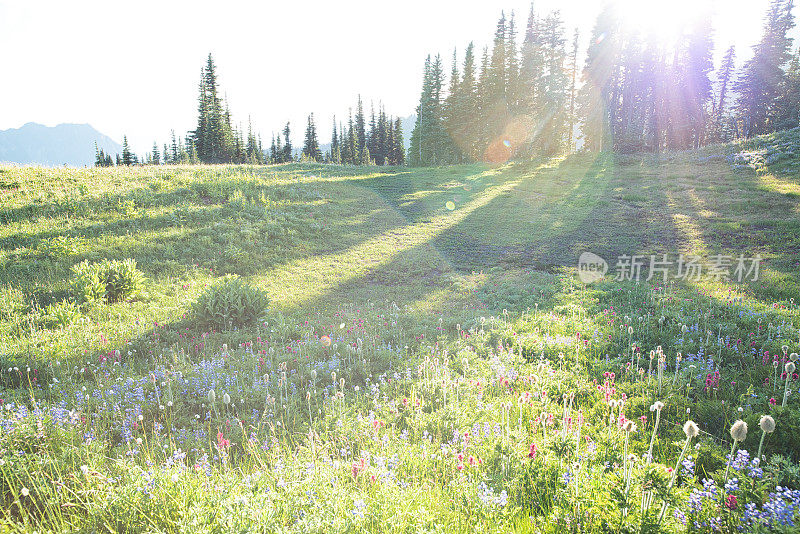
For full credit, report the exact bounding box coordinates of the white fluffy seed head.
[650,401,665,412]
[791,353,799,362]
[683,420,700,439]
[623,421,636,433]
[759,415,776,433]
[730,420,748,442]
[786,362,796,375]
[222,392,231,405]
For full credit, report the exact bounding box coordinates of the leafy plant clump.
[44,300,82,328]
[70,259,145,305]
[101,259,145,302]
[192,274,270,330]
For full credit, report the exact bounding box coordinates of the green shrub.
[70,259,144,304]
[70,260,106,304]
[101,259,144,302]
[192,275,269,330]
[44,300,82,328]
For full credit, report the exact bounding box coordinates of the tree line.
[409,0,799,163]
[99,55,404,167]
[98,0,800,168]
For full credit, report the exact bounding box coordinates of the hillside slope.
[0,122,122,166]
[0,131,797,362]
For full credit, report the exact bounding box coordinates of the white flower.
[759,415,776,433]
[223,393,231,405]
[683,420,700,439]
[650,401,665,412]
[208,389,216,404]
[80,465,89,476]
[21,487,29,497]
[730,420,748,442]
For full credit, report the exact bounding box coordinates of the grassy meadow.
[1,129,800,532]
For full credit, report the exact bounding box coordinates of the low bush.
[192,274,269,330]
[70,259,145,304]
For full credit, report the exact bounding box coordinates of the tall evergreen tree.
[355,96,367,156]
[506,11,521,113]
[442,49,462,163]
[282,122,293,162]
[736,0,796,137]
[330,115,341,164]
[567,28,580,151]
[777,46,800,129]
[456,42,479,161]
[121,135,135,166]
[190,54,237,163]
[302,114,322,162]
[710,45,737,141]
[391,117,405,165]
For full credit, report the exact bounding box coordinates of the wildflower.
[528,443,538,459]
[223,393,231,405]
[207,389,216,404]
[647,401,665,464]
[757,415,776,460]
[724,421,748,494]
[216,431,230,450]
[725,494,738,510]
[730,420,748,442]
[683,420,700,439]
[20,487,29,497]
[760,415,776,433]
[659,420,700,522]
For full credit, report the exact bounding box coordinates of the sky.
[0,0,797,154]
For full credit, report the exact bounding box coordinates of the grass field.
[1,130,800,532]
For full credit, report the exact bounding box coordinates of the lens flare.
[445,201,456,211]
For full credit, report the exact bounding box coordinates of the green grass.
[1,147,798,366]
[1,130,800,532]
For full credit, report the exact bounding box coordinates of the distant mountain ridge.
[0,123,122,167]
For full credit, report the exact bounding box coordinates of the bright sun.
[613,0,715,39]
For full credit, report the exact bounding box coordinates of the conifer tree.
[302,114,322,162]
[282,122,293,162]
[330,116,341,163]
[456,42,479,161]
[368,103,379,162]
[171,130,179,163]
[777,46,800,129]
[392,117,405,165]
[443,49,461,163]
[350,112,360,164]
[355,96,367,156]
[736,0,795,137]
[151,142,160,165]
[506,11,521,113]
[710,45,736,141]
[121,135,136,166]
[567,28,580,151]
